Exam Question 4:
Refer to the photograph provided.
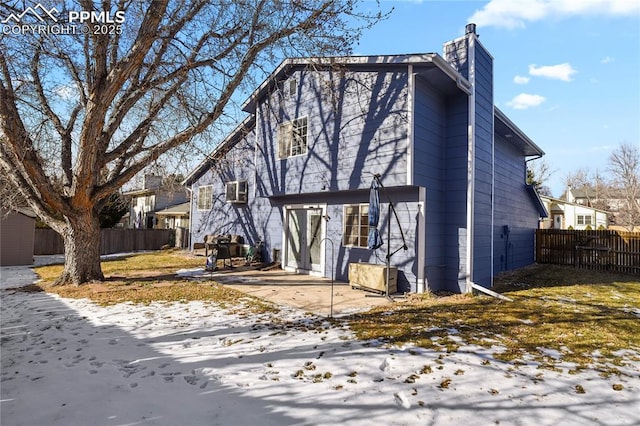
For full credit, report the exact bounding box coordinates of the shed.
[1,208,36,266]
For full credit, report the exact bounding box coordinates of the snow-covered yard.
[1,265,638,426]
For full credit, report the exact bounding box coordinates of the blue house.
[184,25,546,293]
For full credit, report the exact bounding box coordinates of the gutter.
[429,54,472,95]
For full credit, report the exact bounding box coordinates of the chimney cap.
[465,23,477,35]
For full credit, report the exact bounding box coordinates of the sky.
[354,0,640,197]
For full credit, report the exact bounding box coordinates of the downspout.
[186,186,193,251]
[490,69,495,288]
[407,65,426,293]
[465,31,476,294]
[407,65,415,186]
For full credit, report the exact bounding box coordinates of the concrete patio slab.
[193,267,397,316]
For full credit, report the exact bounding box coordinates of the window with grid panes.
[197,185,212,210]
[343,204,369,248]
[278,117,307,158]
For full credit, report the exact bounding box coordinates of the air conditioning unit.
[225,180,248,203]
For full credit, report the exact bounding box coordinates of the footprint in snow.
[184,376,198,385]
[394,392,411,409]
[380,357,393,372]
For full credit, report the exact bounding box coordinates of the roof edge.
[241,53,471,113]
[495,107,545,157]
[183,115,256,186]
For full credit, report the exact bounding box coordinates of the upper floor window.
[197,185,212,210]
[278,117,308,158]
[343,204,369,248]
[289,78,297,98]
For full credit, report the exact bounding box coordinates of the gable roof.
[186,51,543,185]
[495,108,544,157]
[155,202,190,216]
[526,185,549,218]
[540,194,609,215]
[242,53,472,113]
[183,115,255,186]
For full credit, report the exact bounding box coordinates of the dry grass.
[32,251,278,314]
[30,254,640,373]
[345,264,640,374]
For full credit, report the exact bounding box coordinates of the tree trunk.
[55,211,104,285]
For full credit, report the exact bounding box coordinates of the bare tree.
[0,0,384,284]
[526,158,554,196]
[608,142,640,231]
[563,167,609,210]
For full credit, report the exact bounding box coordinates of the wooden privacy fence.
[34,229,175,255]
[536,229,640,275]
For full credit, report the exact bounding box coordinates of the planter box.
[348,263,397,295]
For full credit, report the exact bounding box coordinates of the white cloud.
[528,63,577,81]
[601,56,614,64]
[507,93,546,110]
[469,0,640,29]
[513,75,530,84]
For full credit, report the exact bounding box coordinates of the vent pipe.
[465,23,476,35]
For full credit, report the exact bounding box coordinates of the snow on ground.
[1,265,639,426]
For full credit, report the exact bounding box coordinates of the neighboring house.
[564,187,610,209]
[184,24,547,293]
[564,186,639,230]
[0,208,36,266]
[122,175,189,229]
[155,202,190,230]
[540,195,607,230]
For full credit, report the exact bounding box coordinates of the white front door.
[285,207,324,274]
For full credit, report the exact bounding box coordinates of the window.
[576,215,593,226]
[144,195,154,210]
[278,117,307,158]
[197,185,212,210]
[343,204,369,248]
[225,180,248,203]
[289,78,297,98]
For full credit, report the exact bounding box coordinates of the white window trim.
[225,180,248,204]
[289,78,297,98]
[197,185,213,210]
[278,116,308,159]
[342,203,369,248]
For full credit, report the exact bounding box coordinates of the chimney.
[143,174,162,190]
[444,23,480,76]
[465,23,477,35]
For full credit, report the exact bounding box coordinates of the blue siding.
[471,40,494,288]
[493,135,540,273]
[278,187,419,292]
[188,32,542,294]
[412,77,446,290]
[255,68,409,198]
[443,94,469,292]
[190,129,276,250]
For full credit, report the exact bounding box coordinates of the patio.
[187,266,395,317]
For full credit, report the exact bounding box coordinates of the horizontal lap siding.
[472,42,494,288]
[190,130,273,249]
[493,136,539,273]
[443,37,471,290]
[256,68,409,198]
[413,77,446,290]
[444,94,469,292]
[325,189,420,292]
